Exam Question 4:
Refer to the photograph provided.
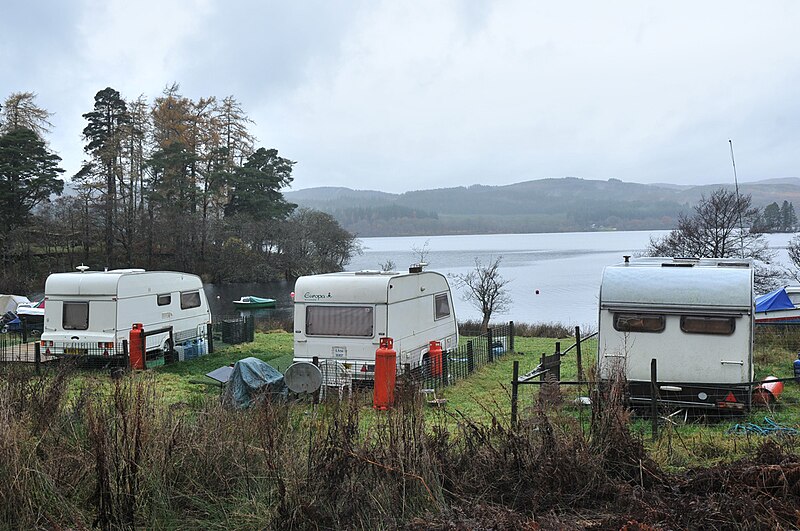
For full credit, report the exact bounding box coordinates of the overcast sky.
[3,1,799,193]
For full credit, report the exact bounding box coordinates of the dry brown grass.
[0,365,797,529]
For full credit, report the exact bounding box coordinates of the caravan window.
[434,293,451,320]
[63,302,89,330]
[157,294,171,306]
[613,313,665,333]
[680,316,735,335]
[180,291,201,309]
[306,306,373,337]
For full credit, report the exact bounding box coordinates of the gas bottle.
[129,323,145,370]
[428,340,443,377]
[373,337,396,410]
[793,352,800,383]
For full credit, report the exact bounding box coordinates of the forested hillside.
[286,177,800,236]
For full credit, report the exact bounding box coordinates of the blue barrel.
[183,340,198,360]
[793,353,800,384]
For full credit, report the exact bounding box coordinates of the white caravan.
[41,269,211,357]
[597,257,754,411]
[292,268,459,378]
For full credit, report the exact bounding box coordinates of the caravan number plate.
[64,347,87,356]
[332,346,346,358]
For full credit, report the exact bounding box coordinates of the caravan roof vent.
[409,264,424,273]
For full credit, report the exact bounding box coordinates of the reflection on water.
[201,231,796,329]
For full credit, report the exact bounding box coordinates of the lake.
[206,231,797,329]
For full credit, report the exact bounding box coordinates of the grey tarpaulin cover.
[223,357,286,408]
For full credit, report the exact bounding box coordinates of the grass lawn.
[149,331,800,423]
[152,331,295,403]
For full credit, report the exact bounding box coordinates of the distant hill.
[284,177,800,237]
[285,186,395,203]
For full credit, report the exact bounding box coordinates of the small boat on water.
[755,286,800,324]
[233,295,277,309]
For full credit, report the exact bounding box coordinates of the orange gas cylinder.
[429,340,443,377]
[373,337,396,410]
[129,323,145,370]
[753,376,784,405]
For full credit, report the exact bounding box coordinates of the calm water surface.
[206,231,797,328]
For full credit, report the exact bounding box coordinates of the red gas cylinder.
[428,340,443,377]
[373,337,396,410]
[129,323,145,370]
[753,376,784,405]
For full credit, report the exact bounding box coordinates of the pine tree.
[0,127,64,236]
[79,87,131,268]
[780,200,797,232]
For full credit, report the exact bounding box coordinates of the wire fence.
[310,322,516,404]
[0,316,258,372]
[509,325,800,439]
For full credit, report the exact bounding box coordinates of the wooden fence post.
[575,326,583,381]
[467,340,474,373]
[207,322,214,354]
[554,342,561,381]
[312,356,320,404]
[511,360,519,428]
[509,321,515,352]
[487,328,494,362]
[650,358,659,441]
[34,341,41,375]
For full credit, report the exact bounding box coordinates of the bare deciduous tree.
[452,256,512,332]
[411,239,431,265]
[646,188,781,293]
[785,235,800,284]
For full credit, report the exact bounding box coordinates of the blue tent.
[755,287,795,313]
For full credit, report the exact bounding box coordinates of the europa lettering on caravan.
[303,292,332,300]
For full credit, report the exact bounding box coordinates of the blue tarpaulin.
[755,287,795,313]
[223,357,286,408]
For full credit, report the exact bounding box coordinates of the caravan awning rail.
[600,303,750,316]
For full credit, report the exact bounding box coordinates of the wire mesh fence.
[307,322,516,405]
[0,332,38,364]
[210,314,255,347]
[0,318,230,371]
[509,325,800,438]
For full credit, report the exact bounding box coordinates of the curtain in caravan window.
[613,313,665,333]
[435,293,451,320]
[680,315,736,335]
[63,302,89,330]
[180,291,201,309]
[306,306,374,337]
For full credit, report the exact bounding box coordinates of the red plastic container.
[373,337,396,410]
[129,323,145,370]
[429,340,443,377]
